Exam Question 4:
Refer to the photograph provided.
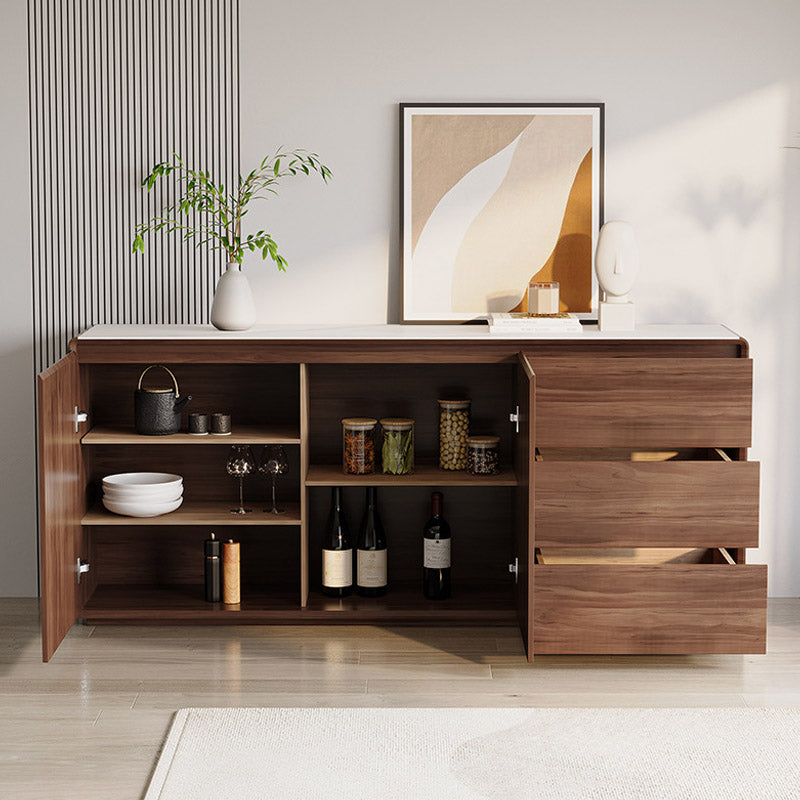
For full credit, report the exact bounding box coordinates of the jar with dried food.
[467,435,500,475]
[438,399,471,470]
[342,418,377,475]
[380,418,414,475]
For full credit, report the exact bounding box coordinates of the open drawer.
[533,547,767,654]
[535,447,759,548]
[530,356,753,448]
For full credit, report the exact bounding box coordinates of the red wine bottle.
[356,487,387,597]
[322,487,352,597]
[423,491,451,600]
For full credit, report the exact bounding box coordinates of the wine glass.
[259,444,289,514]
[226,445,255,514]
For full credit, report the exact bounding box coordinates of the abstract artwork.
[401,103,604,321]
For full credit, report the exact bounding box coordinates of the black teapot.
[134,365,192,435]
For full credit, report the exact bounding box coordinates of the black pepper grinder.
[204,532,221,602]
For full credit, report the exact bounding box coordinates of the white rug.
[145,707,800,800]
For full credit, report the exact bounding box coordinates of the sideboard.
[37,323,766,661]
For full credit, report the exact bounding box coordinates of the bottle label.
[357,549,387,587]
[322,548,352,588]
[424,538,451,569]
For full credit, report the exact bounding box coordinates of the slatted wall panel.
[28,0,240,372]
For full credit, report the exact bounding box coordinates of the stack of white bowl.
[102,472,184,517]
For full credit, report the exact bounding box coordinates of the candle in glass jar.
[528,281,560,315]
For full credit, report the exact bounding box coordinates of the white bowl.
[102,496,183,518]
[102,485,183,504]
[102,472,183,494]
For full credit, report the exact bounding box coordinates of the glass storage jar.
[438,399,471,470]
[466,435,500,475]
[342,418,377,474]
[380,418,415,475]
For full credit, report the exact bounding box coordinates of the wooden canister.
[223,539,240,604]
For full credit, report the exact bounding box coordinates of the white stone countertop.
[77,323,742,341]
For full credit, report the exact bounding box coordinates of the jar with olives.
[438,399,471,470]
[342,418,377,474]
[467,435,500,475]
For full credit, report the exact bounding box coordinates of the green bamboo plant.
[132,149,332,270]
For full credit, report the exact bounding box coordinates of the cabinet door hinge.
[73,406,88,433]
[508,557,519,583]
[509,405,520,433]
[76,558,90,584]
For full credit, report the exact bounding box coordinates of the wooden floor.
[1,599,799,799]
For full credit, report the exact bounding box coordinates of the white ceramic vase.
[210,263,256,331]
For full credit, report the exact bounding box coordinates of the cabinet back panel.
[89,445,301,504]
[307,364,514,465]
[87,364,300,428]
[308,486,514,586]
[90,525,299,589]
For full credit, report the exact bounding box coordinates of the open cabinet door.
[514,354,536,661]
[38,351,87,661]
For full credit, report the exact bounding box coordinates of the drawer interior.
[535,547,737,565]
[536,447,734,462]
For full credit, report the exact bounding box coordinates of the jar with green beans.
[380,418,414,475]
[438,399,471,470]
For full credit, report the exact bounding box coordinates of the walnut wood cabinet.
[37,325,766,662]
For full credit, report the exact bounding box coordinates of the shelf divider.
[82,500,302,526]
[81,582,516,625]
[81,425,301,445]
[299,363,310,608]
[305,464,518,487]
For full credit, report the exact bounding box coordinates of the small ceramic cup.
[211,412,232,435]
[188,413,209,435]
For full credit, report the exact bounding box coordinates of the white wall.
[0,0,37,596]
[239,0,800,596]
[1,0,799,596]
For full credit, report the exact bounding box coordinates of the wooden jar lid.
[380,418,414,429]
[467,435,500,447]
[341,417,377,429]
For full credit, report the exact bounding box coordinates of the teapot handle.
[137,364,181,397]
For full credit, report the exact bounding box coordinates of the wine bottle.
[423,491,451,600]
[321,487,353,597]
[356,486,387,597]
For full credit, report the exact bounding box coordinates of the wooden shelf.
[303,581,516,624]
[81,582,515,625]
[305,464,518,487]
[82,584,301,623]
[81,425,301,445]
[82,500,301,526]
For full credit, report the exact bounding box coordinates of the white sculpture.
[595,220,638,331]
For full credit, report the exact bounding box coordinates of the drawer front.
[533,563,767,654]
[530,357,752,448]
[535,460,760,548]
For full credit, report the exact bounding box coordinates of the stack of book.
[488,312,583,334]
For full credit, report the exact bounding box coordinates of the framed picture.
[401,102,604,322]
